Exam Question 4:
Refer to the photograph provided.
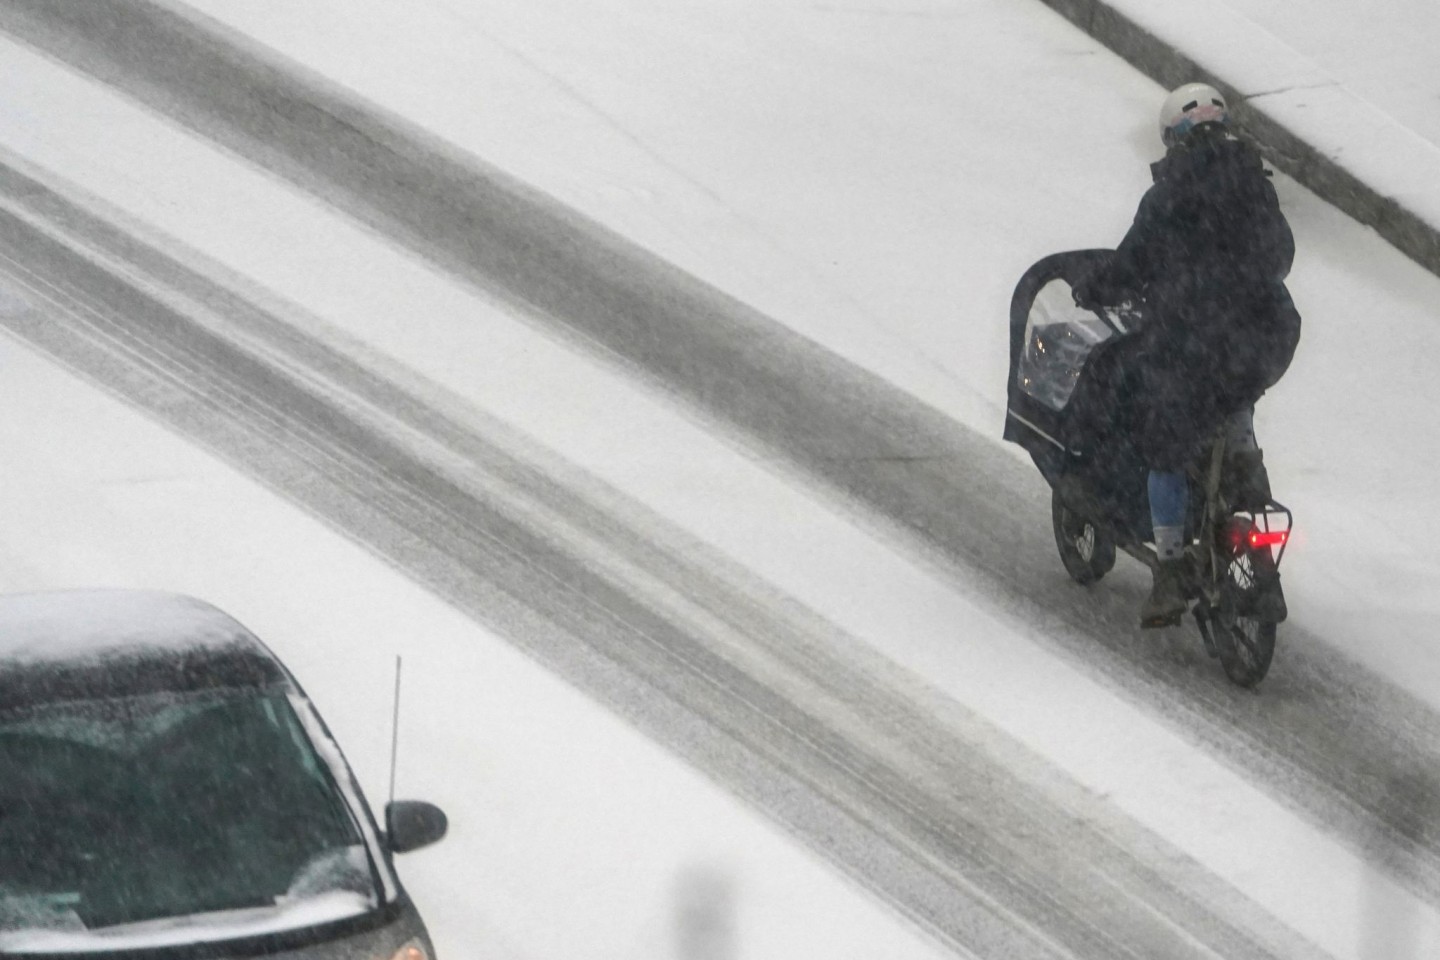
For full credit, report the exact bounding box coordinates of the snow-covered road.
[1,1,1438,958]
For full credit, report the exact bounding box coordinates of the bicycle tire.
[1051,487,1116,585]
[1213,547,1278,687]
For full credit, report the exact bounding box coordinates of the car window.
[0,688,378,949]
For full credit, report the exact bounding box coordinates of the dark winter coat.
[1074,122,1301,471]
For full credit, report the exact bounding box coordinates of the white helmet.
[1159,82,1229,146]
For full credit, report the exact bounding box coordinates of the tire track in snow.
[0,155,1327,959]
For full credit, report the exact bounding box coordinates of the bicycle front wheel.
[1051,487,1116,585]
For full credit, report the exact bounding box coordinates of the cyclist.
[1072,82,1301,627]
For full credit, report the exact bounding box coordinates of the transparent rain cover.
[1016,279,1118,411]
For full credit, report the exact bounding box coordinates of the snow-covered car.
[0,589,446,958]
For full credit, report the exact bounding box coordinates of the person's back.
[1130,122,1296,381]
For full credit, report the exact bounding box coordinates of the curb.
[1037,0,1440,279]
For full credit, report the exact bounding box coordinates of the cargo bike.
[1004,250,1292,687]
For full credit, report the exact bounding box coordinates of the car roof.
[0,589,291,708]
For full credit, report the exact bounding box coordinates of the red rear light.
[1248,529,1288,549]
[1226,516,1291,555]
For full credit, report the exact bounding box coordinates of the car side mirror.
[385,800,448,854]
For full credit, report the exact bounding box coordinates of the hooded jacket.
[1080,121,1299,388]
[1068,122,1301,470]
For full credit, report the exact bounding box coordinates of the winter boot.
[1224,449,1272,512]
[1140,560,1187,629]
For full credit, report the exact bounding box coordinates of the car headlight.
[387,942,428,960]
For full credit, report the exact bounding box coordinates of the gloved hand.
[1071,279,1105,312]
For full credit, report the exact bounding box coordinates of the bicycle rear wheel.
[1212,547,1278,687]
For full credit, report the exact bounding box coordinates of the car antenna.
[388,654,402,807]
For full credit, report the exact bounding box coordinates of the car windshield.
[0,686,378,950]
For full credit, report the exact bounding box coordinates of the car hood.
[1,899,432,960]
